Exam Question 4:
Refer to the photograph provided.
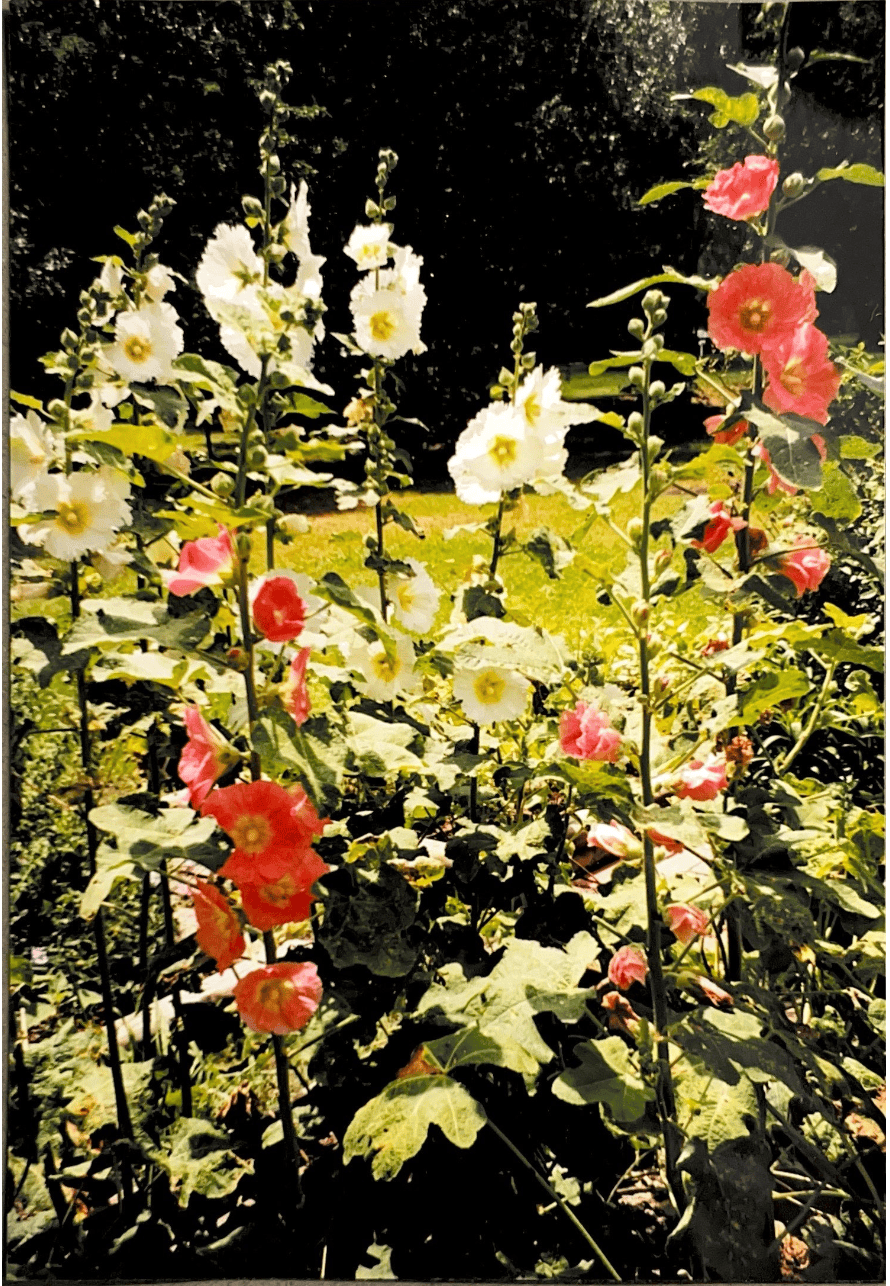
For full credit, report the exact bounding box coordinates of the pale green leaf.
[343,1075,487,1180]
[160,1116,254,1207]
[552,1037,654,1122]
[817,162,884,187]
[587,268,717,309]
[637,180,693,206]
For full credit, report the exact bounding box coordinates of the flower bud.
[650,465,670,489]
[654,675,671,698]
[631,600,650,627]
[211,472,235,497]
[278,512,310,536]
[642,289,666,315]
[646,633,663,659]
[764,114,785,141]
[786,47,805,73]
[782,172,807,199]
[654,548,672,575]
[651,333,665,350]
[769,246,791,268]
[247,445,268,468]
[628,318,645,340]
[236,533,253,560]
[627,411,644,438]
[650,380,666,400]
[652,308,668,326]
[628,367,645,389]
[626,518,644,548]
[226,648,251,672]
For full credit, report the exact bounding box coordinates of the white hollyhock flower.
[144,263,175,302]
[389,558,440,633]
[98,258,124,297]
[345,223,393,270]
[448,402,551,504]
[515,366,601,437]
[71,399,115,437]
[92,538,131,581]
[282,182,326,303]
[350,244,426,359]
[107,303,184,384]
[453,665,530,725]
[196,224,263,310]
[350,633,419,702]
[9,411,57,508]
[21,467,132,559]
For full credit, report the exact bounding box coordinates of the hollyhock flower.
[192,882,244,973]
[674,758,728,802]
[762,325,841,424]
[691,501,746,554]
[71,399,115,438]
[165,525,235,596]
[648,827,685,855]
[283,648,312,726]
[514,366,600,439]
[202,779,318,876]
[702,155,780,221]
[608,946,648,991]
[234,961,323,1035]
[389,558,440,634]
[178,707,240,808]
[107,302,184,384]
[587,821,642,860]
[559,701,622,762]
[691,975,734,1009]
[448,402,561,504]
[350,634,419,703]
[350,245,426,359]
[665,903,710,945]
[707,263,816,355]
[753,435,827,496]
[288,784,328,847]
[21,467,132,559]
[602,990,641,1037]
[700,636,730,657]
[250,571,306,643]
[98,258,124,298]
[345,223,394,270]
[775,543,831,596]
[9,411,57,507]
[144,263,175,302]
[196,224,264,309]
[452,665,531,725]
[236,854,329,932]
[282,181,327,301]
[704,414,749,448]
[92,538,132,582]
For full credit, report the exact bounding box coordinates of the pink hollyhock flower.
[707,263,816,355]
[691,975,734,1009]
[178,707,239,807]
[775,543,831,596]
[702,155,780,222]
[648,827,685,855]
[608,945,648,991]
[601,989,641,1037]
[251,571,307,643]
[166,525,235,596]
[283,647,311,726]
[588,821,642,860]
[753,435,827,497]
[559,700,622,762]
[191,882,245,973]
[704,414,749,448]
[202,779,317,877]
[762,324,841,424]
[691,501,746,554]
[665,903,710,945]
[674,758,728,802]
[234,961,322,1035]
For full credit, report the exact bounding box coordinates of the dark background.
[5,0,884,478]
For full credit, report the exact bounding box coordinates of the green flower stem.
[486,1118,622,1281]
[263,930,302,1203]
[234,555,263,783]
[777,659,839,774]
[68,563,134,1149]
[489,497,506,577]
[235,357,270,511]
[372,358,390,620]
[468,723,480,822]
[731,354,762,651]
[635,347,684,1212]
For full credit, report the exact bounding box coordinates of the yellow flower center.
[739,299,772,334]
[230,814,273,853]
[396,582,416,612]
[123,334,152,363]
[371,651,398,682]
[522,393,541,425]
[258,872,297,906]
[255,978,289,1011]
[56,501,90,535]
[369,310,396,342]
[488,435,518,468]
[779,357,805,397]
[473,671,506,705]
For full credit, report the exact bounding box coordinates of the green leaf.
[552,1037,655,1122]
[809,462,862,523]
[129,382,189,429]
[676,1065,759,1148]
[68,419,179,464]
[343,1075,487,1181]
[318,864,419,977]
[587,267,717,309]
[523,527,575,579]
[63,597,210,654]
[276,391,332,419]
[637,180,694,206]
[744,405,825,490]
[10,390,43,411]
[113,225,138,248]
[801,628,883,672]
[738,669,811,722]
[356,1244,396,1279]
[253,712,345,811]
[839,434,882,459]
[160,1117,253,1207]
[816,162,884,187]
[345,712,424,776]
[687,87,759,128]
[423,1026,539,1079]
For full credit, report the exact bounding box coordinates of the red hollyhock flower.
[704,414,749,447]
[202,780,312,874]
[559,700,622,762]
[234,961,322,1035]
[648,827,685,855]
[192,882,245,973]
[702,155,780,221]
[223,848,329,931]
[250,571,307,643]
[665,903,710,945]
[775,543,831,596]
[707,263,816,355]
[166,525,235,596]
[691,501,746,554]
[178,707,238,807]
[674,758,728,801]
[607,945,648,991]
[283,648,312,727]
[762,325,841,424]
